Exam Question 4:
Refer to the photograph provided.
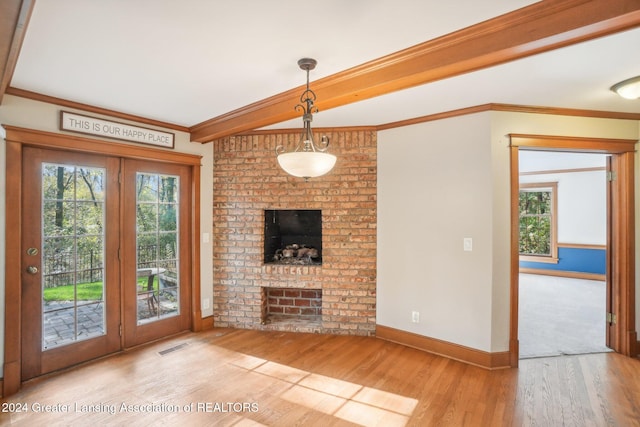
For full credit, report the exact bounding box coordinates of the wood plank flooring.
[1,328,639,426]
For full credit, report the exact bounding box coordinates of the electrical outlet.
[411,311,420,323]
[202,298,210,310]
[463,237,473,251]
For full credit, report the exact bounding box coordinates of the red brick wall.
[266,288,322,317]
[212,129,377,335]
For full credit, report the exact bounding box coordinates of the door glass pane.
[136,173,180,324]
[42,164,106,350]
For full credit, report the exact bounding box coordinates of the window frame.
[518,182,559,264]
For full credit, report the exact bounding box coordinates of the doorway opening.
[517,150,611,358]
[508,134,637,367]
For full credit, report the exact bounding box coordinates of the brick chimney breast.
[212,130,377,335]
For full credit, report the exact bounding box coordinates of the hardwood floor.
[1,328,639,426]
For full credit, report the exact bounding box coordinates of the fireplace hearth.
[264,210,322,265]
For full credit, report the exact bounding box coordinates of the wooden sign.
[60,111,175,148]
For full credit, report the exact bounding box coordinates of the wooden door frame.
[3,126,203,396]
[509,134,637,367]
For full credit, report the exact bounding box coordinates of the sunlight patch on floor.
[229,354,418,426]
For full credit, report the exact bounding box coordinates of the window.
[519,182,558,263]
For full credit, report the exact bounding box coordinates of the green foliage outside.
[519,190,552,256]
[43,278,158,301]
[43,281,103,301]
[42,167,178,293]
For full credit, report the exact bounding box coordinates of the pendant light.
[276,58,336,180]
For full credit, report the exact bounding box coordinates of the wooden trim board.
[519,268,606,282]
[376,325,511,370]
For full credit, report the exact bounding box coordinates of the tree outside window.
[519,182,558,262]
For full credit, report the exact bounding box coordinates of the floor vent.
[158,342,188,356]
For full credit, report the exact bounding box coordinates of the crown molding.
[376,103,640,131]
[5,87,190,133]
[8,87,639,140]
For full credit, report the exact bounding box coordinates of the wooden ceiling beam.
[0,0,34,104]
[190,0,640,143]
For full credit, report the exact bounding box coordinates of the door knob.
[26,266,38,275]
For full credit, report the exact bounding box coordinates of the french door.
[121,159,192,346]
[21,148,121,379]
[21,148,191,380]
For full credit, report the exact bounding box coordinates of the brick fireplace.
[212,129,377,335]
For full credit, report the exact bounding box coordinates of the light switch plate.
[463,237,473,251]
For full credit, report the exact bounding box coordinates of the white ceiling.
[8,0,640,132]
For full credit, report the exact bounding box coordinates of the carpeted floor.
[518,273,612,359]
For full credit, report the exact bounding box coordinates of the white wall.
[378,110,640,354]
[0,95,214,376]
[378,113,495,351]
[555,170,606,245]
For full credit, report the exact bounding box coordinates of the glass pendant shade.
[277,150,337,179]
